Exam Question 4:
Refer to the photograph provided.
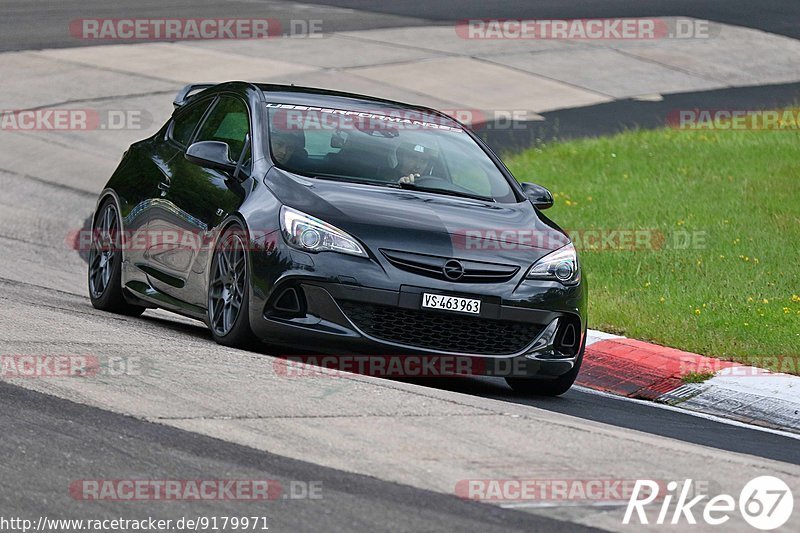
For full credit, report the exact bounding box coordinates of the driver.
[381,142,437,184]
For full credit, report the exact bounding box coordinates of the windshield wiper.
[313,174,399,188]
[312,174,494,202]
[398,182,494,202]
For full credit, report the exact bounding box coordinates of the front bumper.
[249,277,586,379]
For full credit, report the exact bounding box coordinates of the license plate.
[421,293,481,314]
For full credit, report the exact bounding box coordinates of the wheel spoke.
[235,239,246,269]
[89,261,100,293]
[219,250,230,277]
[92,262,105,294]
[211,301,224,328]
[89,251,102,271]
[102,207,109,234]
[233,254,245,273]
[103,206,113,241]
[108,217,117,247]
[101,261,110,288]
[223,304,232,331]
[97,217,105,243]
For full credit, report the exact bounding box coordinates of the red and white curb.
[580,330,800,433]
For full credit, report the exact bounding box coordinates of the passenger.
[271,129,307,167]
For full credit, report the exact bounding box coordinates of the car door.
[147,94,251,308]
[129,97,210,283]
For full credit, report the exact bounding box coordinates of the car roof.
[255,83,462,129]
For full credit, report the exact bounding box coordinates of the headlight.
[280,206,367,257]
[526,242,580,285]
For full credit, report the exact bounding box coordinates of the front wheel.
[505,349,584,396]
[208,223,256,347]
[88,199,146,316]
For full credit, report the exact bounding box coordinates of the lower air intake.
[337,301,542,355]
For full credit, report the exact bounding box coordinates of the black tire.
[208,223,256,347]
[88,199,146,316]
[505,348,584,396]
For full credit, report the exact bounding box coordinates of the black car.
[88,81,587,395]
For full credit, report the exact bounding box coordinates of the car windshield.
[266,104,518,203]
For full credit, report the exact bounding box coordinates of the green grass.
[505,124,800,372]
[682,371,716,384]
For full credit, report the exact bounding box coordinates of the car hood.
[265,168,569,265]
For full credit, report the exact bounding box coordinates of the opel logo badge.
[443,259,465,281]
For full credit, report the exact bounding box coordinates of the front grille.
[381,249,519,283]
[338,301,541,355]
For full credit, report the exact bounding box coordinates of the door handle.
[158,181,170,196]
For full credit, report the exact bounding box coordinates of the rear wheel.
[88,199,146,316]
[208,224,256,347]
[505,349,584,396]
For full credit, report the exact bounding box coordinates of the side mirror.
[520,182,554,209]
[185,141,237,173]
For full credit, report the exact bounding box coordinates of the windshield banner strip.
[265,103,463,132]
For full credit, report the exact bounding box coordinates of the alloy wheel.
[209,232,247,336]
[88,203,118,299]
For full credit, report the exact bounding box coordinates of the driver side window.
[171,100,210,147]
[195,96,251,161]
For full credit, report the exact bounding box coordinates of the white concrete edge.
[574,385,800,441]
[584,329,800,433]
[585,328,623,346]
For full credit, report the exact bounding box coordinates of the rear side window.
[171,100,210,147]
[195,96,250,159]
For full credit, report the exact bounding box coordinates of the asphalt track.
[0,0,425,52]
[2,0,799,52]
[305,0,800,39]
[1,1,799,531]
[479,81,800,150]
[0,381,596,532]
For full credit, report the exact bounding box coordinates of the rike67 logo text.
[624,476,793,530]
